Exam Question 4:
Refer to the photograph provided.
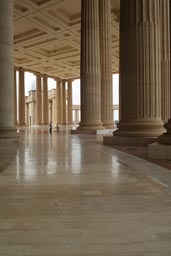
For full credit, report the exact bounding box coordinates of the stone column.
[160,0,170,122]
[14,68,17,126]
[18,68,26,126]
[111,0,163,145]
[77,0,103,131]
[42,75,48,125]
[55,79,60,123]
[0,0,19,139]
[58,80,62,124]
[154,1,171,146]
[61,80,66,124]
[67,79,73,124]
[35,73,42,125]
[75,110,79,125]
[99,0,114,129]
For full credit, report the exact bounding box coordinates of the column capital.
[18,67,25,73]
[34,71,42,77]
[54,78,61,83]
[67,78,74,84]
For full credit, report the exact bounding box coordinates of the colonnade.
[14,68,74,127]
[1,0,171,156]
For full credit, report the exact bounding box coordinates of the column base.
[148,142,171,160]
[103,124,115,129]
[77,122,104,131]
[74,123,105,134]
[114,120,164,138]
[103,135,157,146]
[0,127,21,143]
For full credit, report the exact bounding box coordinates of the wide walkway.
[0,128,171,256]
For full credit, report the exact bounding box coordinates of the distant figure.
[55,123,59,133]
[49,122,52,133]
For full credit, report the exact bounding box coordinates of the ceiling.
[14,0,120,79]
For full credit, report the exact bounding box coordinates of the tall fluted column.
[0,1,19,139]
[155,1,171,145]
[99,0,114,129]
[55,79,60,123]
[113,0,163,144]
[36,73,42,125]
[14,68,17,126]
[160,0,170,122]
[67,79,73,124]
[42,75,48,125]
[78,0,103,131]
[18,68,26,126]
[58,80,62,124]
[61,80,66,124]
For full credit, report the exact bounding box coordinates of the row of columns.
[1,0,171,150]
[78,0,171,147]
[14,68,73,126]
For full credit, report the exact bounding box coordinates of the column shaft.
[61,80,66,124]
[55,79,61,124]
[36,74,42,125]
[68,79,73,124]
[156,1,171,145]
[0,1,18,139]
[160,0,170,122]
[42,76,48,125]
[14,68,17,126]
[58,80,62,124]
[114,0,163,140]
[78,0,103,130]
[18,68,26,126]
[99,0,114,128]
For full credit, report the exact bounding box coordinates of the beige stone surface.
[0,1,19,141]
[36,74,42,125]
[1,128,171,255]
[14,68,17,126]
[61,80,66,124]
[67,79,73,125]
[18,68,26,126]
[78,0,104,131]
[99,0,114,129]
[113,0,163,144]
[13,1,119,79]
[42,76,48,125]
[160,0,170,122]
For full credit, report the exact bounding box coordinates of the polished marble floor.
[0,127,171,256]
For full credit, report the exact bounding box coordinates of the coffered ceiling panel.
[14,0,120,79]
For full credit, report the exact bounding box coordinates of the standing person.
[49,122,52,133]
